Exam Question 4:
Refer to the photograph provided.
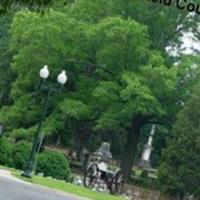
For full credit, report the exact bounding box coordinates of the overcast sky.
[166,31,200,56]
[182,32,200,54]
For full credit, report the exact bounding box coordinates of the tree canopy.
[159,89,200,199]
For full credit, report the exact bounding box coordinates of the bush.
[10,128,34,142]
[129,175,160,190]
[36,149,71,181]
[12,140,31,170]
[0,137,13,166]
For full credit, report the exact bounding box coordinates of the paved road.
[0,171,85,200]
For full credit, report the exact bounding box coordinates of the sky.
[166,31,200,56]
[181,32,200,54]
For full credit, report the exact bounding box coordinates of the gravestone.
[84,142,124,194]
[93,142,113,162]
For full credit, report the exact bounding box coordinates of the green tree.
[0,0,53,13]
[0,13,14,108]
[0,9,93,147]
[65,0,200,179]
[92,35,177,179]
[67,0,200,55]
[158,90,200,199]
[0,137,13,166]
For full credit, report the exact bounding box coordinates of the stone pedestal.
[138,153,152,169]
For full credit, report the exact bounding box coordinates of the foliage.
[0,13,14,108]
[59,99,91,120]
[0,0,53,14]
[12,140,32,169]
[151,126,170,167]
[36,149,71,181]
[9,127,35,142]
[67,0,200,55]
[0,9,92,140]
[0,137,13,166]
[158,90,200,198]
[130,176,160,191]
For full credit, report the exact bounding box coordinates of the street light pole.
[0,124,4,138]
[22,65,67,178]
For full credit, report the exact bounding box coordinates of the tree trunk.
[55,134,61,147]
[120,118,144,181]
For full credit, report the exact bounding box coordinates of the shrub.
[129,175,160,190]
[36,149,71,181]
[12,140,31,170]
[0,137,13,166]
[10,128,34,142]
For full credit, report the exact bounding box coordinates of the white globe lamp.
[57,70,67,85]
[39,65,49,79]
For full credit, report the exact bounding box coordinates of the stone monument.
[84,142,124,194]
[138,124,156,169]
[94,142,113,162]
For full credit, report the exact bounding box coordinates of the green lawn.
[0,165,18,172]
[14,173,125,200]
[0,166,124,200]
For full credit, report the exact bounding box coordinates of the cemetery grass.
[0,165,18,172]
[11,171,124,200]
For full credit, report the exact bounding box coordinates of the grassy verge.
[13,173,124,200]
[0,165,18,172]
[0,165,124,200]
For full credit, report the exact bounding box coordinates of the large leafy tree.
[65,0,200,179]
[0,13,14,107]
[0,10,92,143]
[158,89,200,199]
[67,0,200,55]
[0,0,53,13]
[90,18,177,178]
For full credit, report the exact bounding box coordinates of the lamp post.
[22,65,67,178]
[0,124,4,138]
